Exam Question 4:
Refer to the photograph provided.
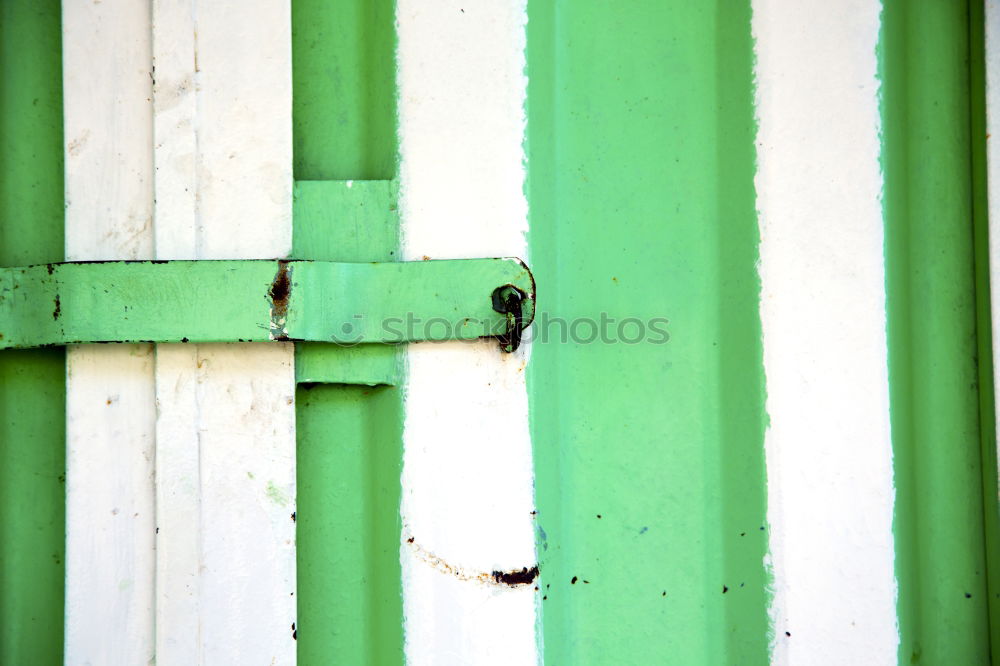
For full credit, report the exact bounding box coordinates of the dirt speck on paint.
[53,295,61,320]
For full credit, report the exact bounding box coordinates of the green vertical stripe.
[881,1,993,662]
[526,2,768,662]
[295,385,403,665]
[969,0,1000,659]
[0,1,65,664]
[292,1,404,663]
[293,0,396,181]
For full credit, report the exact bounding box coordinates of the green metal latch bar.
[0,258,535,351]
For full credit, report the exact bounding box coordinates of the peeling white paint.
[397,1,537,664]
[752,1,898,663]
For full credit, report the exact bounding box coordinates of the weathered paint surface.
[0,1,66,663]
[753,1,898,661]
[150,1,297,662]
[62,1,158,660]
[526,1,769,662]
[63,0,298,662]
[882,2,993,663]
[397,1,539,664]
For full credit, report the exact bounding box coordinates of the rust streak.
[268,260,291,341]
[405,532,539,588]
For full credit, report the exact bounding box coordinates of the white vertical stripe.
[152,1,296,663]
[65,0,295,662]
[752,1,898,663]
[151,3,200,659]
[985,1,1000,486]
[63,1,157,662]
[397,1,537,664]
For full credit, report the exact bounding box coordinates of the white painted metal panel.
[63,1,157,662]
[150,4,200,657]
[65,0,295,662]
[397,1,538,664]
[752,1,899,662]
[151,0,296,662]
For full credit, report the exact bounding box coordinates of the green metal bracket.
[0,258,535,352]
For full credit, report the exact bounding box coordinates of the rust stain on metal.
[268,260,291,341]
[404,532,539,588]
[492,566,539,586]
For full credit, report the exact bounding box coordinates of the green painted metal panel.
[526,1,769,662]
[0,1,65,663]
[294,180,400,263]
[881,2,995,663]
[969,2,1000,660]
[292,0,405,663]
[293,0,396,182]
[296,385,404,665]
[0,259,533,349]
